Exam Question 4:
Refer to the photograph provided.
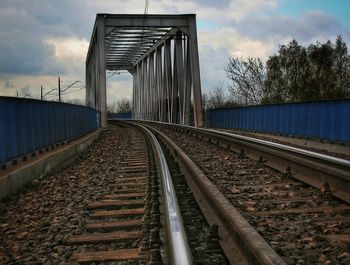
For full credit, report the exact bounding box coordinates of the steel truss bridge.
[86,14,204,128]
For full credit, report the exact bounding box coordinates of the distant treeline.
[204,35,350,109]
[107,99,132,113]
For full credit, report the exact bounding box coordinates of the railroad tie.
[67,139,151,264]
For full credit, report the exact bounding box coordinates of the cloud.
[237,11,350,47]
[0,0,349,104]
[19,85,32,97]
[198,44,229,93]
[5,80,15,89]
[199,28,274,59]
[0,1,69,76]
[152,0,277,24]
[197,27,275,93]
[45,36,89,76]
[0,38,65,76]
[107,77,133,105]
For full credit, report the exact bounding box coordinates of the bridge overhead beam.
[86,14,203,127]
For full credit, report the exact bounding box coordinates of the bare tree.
[19,85,32,98]
[225,57,265,105]
[202,93,209,111]
[116,99,132,113]
[107,99,132,113]
[107,102,118,113]
[207,82,227,109]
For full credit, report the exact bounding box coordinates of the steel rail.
[136,120,350,204]
[132,121,286,265]
[207,128,350,167]
[133,123,192,265]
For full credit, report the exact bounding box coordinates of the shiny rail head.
[205,128,350,166]
[137,120,350,167]
[135,124,193,265]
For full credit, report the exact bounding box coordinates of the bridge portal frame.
[86,14,203,127]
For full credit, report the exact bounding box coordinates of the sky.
[0,0,349,105]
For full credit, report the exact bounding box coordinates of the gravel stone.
[0,126,133,264]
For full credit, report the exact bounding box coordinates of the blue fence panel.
[0,97,98,165]
[208,99,350,143]
[108,112,132,119]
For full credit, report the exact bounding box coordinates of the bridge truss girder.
[86,14,203,127]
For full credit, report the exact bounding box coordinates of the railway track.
[67,123,228,264]
[2,120,348,264]
[68,128,152,263]
[122,120,350,265]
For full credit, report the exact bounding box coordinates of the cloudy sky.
[0,0,349,105]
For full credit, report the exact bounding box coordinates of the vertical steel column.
[93,45,98,110]
[155,51,159,121]
[188,15,204,127]
[155,47,160,121]
[97,15,107,128]
[145,57,149,120]
[154,49,159,120]
[134,65,138,119]
[146,57,151,120]
[175,32,185,124]
[140,60,144,119]
[139,62,143,119]
[172,46,178,123]
[148,55,152,120]
[156,46,165,122]
[149,51,155,120]
[89,47,95,109]
[163,55,168,122]
[86,59,90,107]
[139,61,144,120]
[164,39,173,123]
[137,62,142,119]
[184,37,192,125]
[132,67,136,119]
[85,59,90,107]
[143,58,148,120]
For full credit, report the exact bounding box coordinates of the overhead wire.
[106,70,130,79]
[61,86,85,95]
[42,88,57,98]
[61,81,81,92]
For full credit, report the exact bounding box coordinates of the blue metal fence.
[0,97,98,165]
[208,99,350,143]
[108,112,132,119]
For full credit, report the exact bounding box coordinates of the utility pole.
[58,76,61,102]
[41,85,43,100]
[16,91,18,98]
